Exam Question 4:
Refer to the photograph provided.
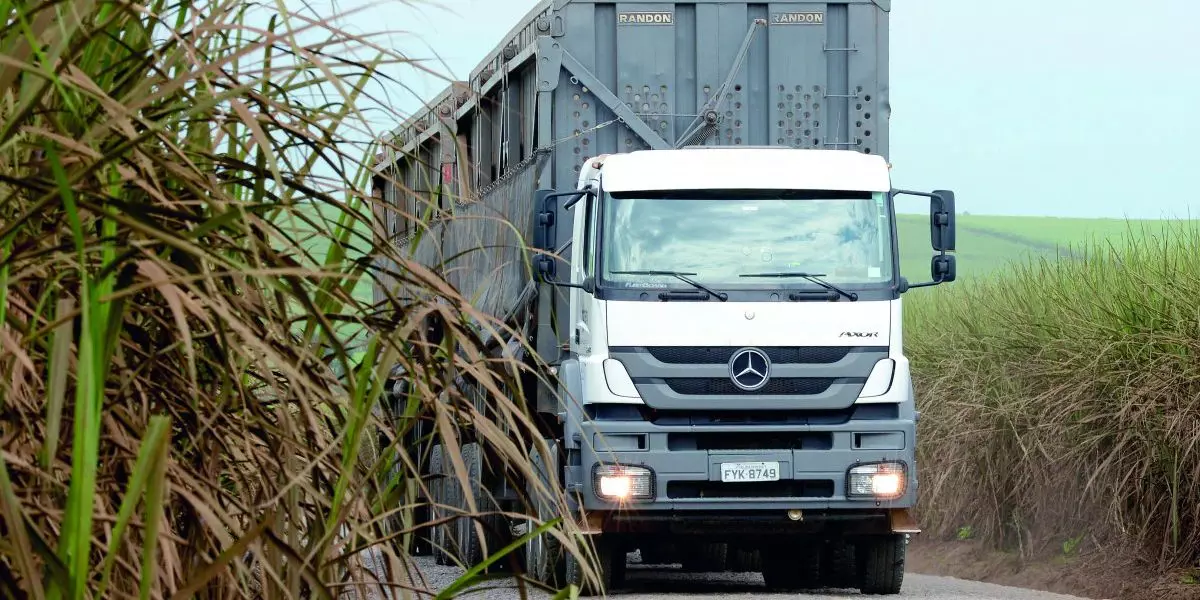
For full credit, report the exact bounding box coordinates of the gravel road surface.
[365,553,1099,600]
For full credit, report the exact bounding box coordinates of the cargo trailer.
[371,0,957,595]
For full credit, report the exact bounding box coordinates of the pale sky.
[301,0,1200,219]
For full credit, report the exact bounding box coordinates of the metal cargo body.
[372,0,891,356]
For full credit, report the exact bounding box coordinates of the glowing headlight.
[593,464,654,501]
[847,462,907,500]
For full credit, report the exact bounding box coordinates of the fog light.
[593,464,654,501]
[847,462,907,500]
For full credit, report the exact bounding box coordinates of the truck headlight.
[847,462,907,500]
[593,464,654,501]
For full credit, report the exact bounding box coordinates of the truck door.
[570,185,600,356]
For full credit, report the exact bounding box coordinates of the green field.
[894,212,1173,283]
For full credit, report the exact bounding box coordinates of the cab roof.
[597,147,891,193]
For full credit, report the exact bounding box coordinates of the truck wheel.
[429,445,450,565]
[679,542,727,572]
[564,534,623,597]
[820,538,858,588]
[857,534,906,595]
[467,442,514,572]
[450,442,507,569]
[761,543,820,591]
[442,442,483,566]
[524,440,565,586]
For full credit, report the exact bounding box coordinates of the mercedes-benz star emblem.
[728,347,771,392]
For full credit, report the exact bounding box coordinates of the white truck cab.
[528,145,957,594]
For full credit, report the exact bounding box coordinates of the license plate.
[720,461,780,483]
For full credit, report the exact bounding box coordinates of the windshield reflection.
[599,190,893,289]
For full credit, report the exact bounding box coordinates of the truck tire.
[857,534,906,595]
[679,542,727,572]
[429,445,450,565]
[467,442,514,572]
[564,534,624,597]
[450,442,507,569]
[442,442,482,566]
[820,538,858,588]
[761,543,820,591]
[524,440,565,586]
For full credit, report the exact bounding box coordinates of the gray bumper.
[570,417,917,513]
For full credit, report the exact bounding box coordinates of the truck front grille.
[584,403,901,424]
[609,345,888,409]
[663,377,843,396]
[667,431,834,451]
[667,480,836,499]
[645,346,860,365]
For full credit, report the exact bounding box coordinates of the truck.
[371,0,957,595]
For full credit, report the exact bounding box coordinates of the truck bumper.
[569,416,917,533]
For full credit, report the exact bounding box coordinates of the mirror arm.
[541,275,596,294]
[905,277,945,290]
[890,188,939,199]
[548,280,595,293]
[563,185,594,209]
[542,185,593,211]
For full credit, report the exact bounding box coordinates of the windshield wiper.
[738,272,859,301]
[611,271,729,301]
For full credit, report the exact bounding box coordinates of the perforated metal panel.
[546,0,890,157]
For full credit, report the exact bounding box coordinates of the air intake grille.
[664,377,838,396]
[667,480,835,499]
[646,346,855,365]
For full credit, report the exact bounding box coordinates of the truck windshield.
[598,189,894,290]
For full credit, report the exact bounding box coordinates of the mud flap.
[889,508,921,534]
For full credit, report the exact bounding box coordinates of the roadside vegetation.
[905,218,1200,571]
[0,0,584,597]
[6,0,1194,596]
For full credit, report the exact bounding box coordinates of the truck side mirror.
[533,187,592,254]
[536,251,596,292]
[892,187,959,292]
[931,254,956,283]
[930,189,956,252]
[535,253,558,281]
[533,188,557,253]
[531,187,595,289]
